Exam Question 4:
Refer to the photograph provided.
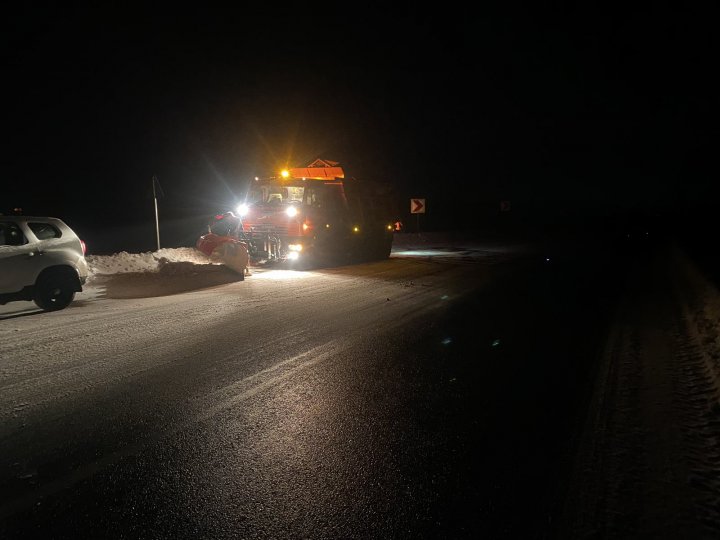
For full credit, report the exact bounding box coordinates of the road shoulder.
[557,247,720,538]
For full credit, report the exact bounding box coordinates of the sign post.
[410,198,426,233]
[152,175,164,251]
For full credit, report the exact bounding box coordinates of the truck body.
[198,160,397,266]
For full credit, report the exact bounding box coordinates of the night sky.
[4,5,718,252]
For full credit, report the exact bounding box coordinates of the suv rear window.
[0,222,28,246]
[28,222,62,240]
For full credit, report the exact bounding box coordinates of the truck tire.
[33,270,77,311]
[366,239,392,261]
[379,239,393,259]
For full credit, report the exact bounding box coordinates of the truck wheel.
[375,239,392,260]
[33,272,77,311]
[367,240,392,261]
[382,240,393,259]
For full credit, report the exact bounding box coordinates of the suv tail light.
[80,239,87,255]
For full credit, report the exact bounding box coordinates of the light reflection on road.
[251,269,314,280]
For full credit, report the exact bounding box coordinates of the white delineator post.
[152,175,161,251]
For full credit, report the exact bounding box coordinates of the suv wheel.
[34,272,77,311]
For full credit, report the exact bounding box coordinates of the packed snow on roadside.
[86,247,221,276]
[85,233,510,279]
[0,247,237,315]
[1,234,523,314]
[677,252,720,394]
[81,247,242,300]
[558,248,720,537]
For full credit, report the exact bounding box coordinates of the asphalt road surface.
[0,240,623,539]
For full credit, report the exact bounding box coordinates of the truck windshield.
[251,185,305,205]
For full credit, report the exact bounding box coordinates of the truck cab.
[231,160,397,265]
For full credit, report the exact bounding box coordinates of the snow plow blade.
[213,242,248,277]
[197,233,248,278]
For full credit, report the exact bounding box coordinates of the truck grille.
[245,223,289,236]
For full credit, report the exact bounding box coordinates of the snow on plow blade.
[213,242,248,276]
[197,233,248,277]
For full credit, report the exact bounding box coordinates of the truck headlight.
[286,206,298,217]
[236,203,250,217]
[288,244,303,252]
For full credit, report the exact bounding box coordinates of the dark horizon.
[4,5,718,252]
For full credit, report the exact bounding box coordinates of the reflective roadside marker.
[492,339,501,347]
[442,338,452,345]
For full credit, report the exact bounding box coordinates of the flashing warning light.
[387,224,393,231]
[280,169,290,179]
[353,226,360,233]
[302,220,312,232]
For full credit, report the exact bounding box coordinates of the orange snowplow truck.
[203,159,397,265]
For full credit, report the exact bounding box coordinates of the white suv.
[0,216,89,311]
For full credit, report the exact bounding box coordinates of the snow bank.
[676,249,720,402]
[79,235,522,299]
[87,236,516,276]
[87,247,220,276]
[82,247,242,300]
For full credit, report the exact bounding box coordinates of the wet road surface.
[0,241,623,538]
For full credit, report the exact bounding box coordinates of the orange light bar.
[289,166,345,179]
